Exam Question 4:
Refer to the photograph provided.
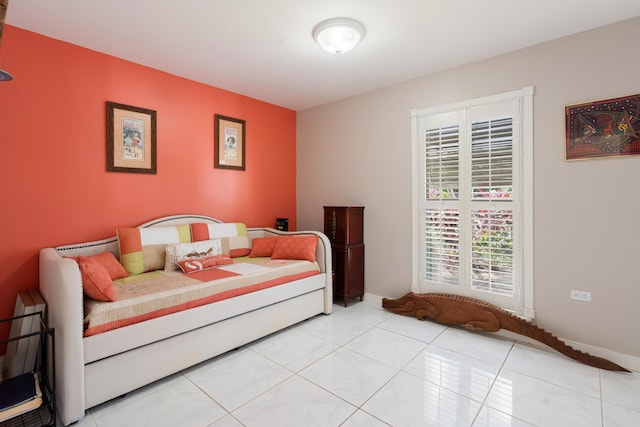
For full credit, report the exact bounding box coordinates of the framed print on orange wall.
[107,102,157,174]
[214,114,246,171]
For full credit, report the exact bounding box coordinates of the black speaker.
[275,218,288,231]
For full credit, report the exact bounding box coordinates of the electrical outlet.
[570,290,592,302]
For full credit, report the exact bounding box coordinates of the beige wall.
[297,17,640,358]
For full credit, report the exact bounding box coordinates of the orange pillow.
[249,237,278,257]
[271,235,318,262]
[88,251,129,280]
[76,256,116,302]
[177,254,234,273]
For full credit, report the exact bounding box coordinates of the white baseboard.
[493,329,639,372]
[561,338,639,373]
[363,292,384,306]
[369,292,639,372]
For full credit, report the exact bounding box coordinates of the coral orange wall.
[0,26,297,337]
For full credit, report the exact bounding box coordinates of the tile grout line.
[470,338,518,426]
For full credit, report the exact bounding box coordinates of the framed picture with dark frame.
[565,93,640,161]
[214,114,246,171]
[107,102,157,174]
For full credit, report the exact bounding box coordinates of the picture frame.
[107,102,157,174]
[214,114,246,171]
[565,93,640,161]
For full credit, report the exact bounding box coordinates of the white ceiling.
[6,1,640,111]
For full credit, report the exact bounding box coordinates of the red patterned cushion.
[271,235,318,262]
[249,237,278,257]
[177,254,234,273]
[76,256,116,302]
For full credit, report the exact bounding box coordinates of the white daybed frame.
[39,215,332,426]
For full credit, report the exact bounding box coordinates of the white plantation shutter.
[471,209,514,296]
[424,208,459,285]
[413,87,533,315]
[469,111,516,299]
[471,117,513,200]
[425,124,459,201]
[421,112,462,287]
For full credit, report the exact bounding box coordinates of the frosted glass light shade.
[312,18,365,54]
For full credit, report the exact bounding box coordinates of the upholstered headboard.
[55,214,224,258]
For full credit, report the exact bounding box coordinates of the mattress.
[83,257,320,336]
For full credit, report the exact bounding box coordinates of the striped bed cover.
[83,257,320,336]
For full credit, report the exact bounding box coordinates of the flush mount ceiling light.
[312,17,365,55]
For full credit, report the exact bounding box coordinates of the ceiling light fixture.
[312,17,365,55]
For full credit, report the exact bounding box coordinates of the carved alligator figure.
[382,292,630,372]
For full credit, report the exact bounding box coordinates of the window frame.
[411,86,534,318]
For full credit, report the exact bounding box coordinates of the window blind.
[425,125,460,200]
[424,208,459,285]
[471,118,513,200]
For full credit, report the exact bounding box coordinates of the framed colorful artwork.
[214,114,246,171]
[107,102,157,174]
[565,93,640,160]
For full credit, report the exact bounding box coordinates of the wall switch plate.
[570,290,592,302]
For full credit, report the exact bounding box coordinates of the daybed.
[39,214,332,426]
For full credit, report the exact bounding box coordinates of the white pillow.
[164,239,223,271]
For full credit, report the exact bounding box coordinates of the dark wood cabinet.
[324,206,364,306]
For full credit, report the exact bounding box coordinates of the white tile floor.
[71,302,640,427]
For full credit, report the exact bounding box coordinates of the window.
[411,87,533,316]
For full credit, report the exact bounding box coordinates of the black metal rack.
[0,312,55,427]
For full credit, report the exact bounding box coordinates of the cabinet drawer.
[323,206,364,245]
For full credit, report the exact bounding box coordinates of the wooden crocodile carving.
[382,292,630,372]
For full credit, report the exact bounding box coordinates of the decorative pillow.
[191,223,250,257]
[76,256,115,302]
[177,254,234,273]
[164,239,223,271]
[117,225,192,275]
[271,235,319,262]
[86,251,129,280]
[249,237,278,258]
